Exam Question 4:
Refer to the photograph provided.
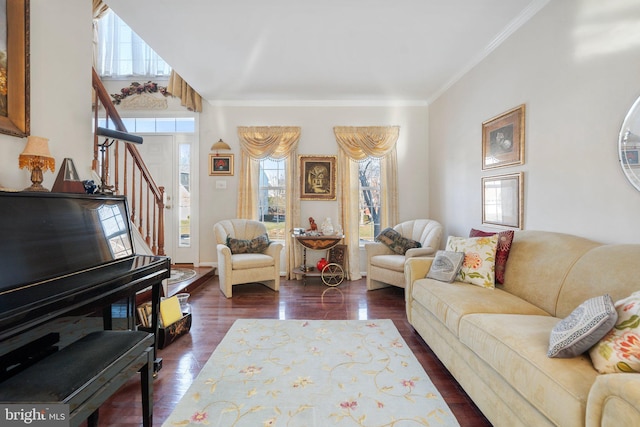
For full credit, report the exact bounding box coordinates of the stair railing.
[91,67,166,256]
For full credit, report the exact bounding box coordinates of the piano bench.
[0,330,154,427]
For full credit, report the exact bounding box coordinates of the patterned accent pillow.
[589,291,640,373]
[469,229,514,285]
[426,250,465,283]
[226,233,270,254]
[375,227,422,255]
[445,235,498,289]
[548,294,617,358]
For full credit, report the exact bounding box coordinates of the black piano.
[0,191,170,427]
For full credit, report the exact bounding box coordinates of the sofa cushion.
[369,254,406,272]
[590,291,640,374]
[460,313,599,427]
[446,235,498,289]
[469,228,514,284]
[375,227,421,255]
[547,294,617,358]
[230,253,275,270]
[410,278,550,337]
[426,250,465,282]
[227,233,270,254]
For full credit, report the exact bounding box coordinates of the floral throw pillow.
[469,229,514,285]
[375,227,422,255]
[226,233,270,254]
[445,235,498,289]
[589,291,640,374]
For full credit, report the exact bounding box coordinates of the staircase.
[91,67,166,256]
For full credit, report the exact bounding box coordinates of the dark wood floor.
[95,274,492,426]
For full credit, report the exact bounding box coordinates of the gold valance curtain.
[237,127,302,279]
[333,126,400,281]
[333,126,400,160]
[237,126,301,160]
[167,71,203,113]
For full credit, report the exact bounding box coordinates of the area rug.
[167,268,197,285]
[162,319,460,426]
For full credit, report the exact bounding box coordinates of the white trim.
[207,99,429,108]
[428,0,551,105]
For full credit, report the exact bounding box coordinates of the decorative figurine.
[308,217,318,232]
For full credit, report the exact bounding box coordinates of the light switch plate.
[215,180,227,189]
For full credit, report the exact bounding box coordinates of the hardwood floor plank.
[90,276,492,426]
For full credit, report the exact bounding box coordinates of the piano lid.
[0,192,135,291]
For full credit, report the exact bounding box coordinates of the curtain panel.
[167,71,203,113]
[237,127,302,279]
[333,126,400,281]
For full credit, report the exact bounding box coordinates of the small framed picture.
[209,154,234,176]
[482,104,525,170]
[482,172,523,229]
[624,149,639,166]
[299,155,337,200]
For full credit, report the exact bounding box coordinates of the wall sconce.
[211,138,231,156]
[18,136,56,192]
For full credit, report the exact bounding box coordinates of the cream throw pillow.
[589,291,640,374]
[446,235,498,289]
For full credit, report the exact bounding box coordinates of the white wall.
[198,104,430,266]
[0,0,93,190]
[429,0,640,244]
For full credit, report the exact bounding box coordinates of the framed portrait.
[482,104,525,170]
[209,154,234,176]
[482,172,523,229]
[299,155,336,200]
[0,0,30,137]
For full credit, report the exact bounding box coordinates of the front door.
[135,134,197,264]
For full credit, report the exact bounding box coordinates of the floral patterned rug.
[162,319,459,426]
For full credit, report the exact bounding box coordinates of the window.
[358,158,381,243]
[97,117,195,133]
[258,158,286,240]
[96,9,171,78]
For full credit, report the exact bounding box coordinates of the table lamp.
[18,136,55,192]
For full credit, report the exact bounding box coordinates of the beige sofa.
[405,230,640,427]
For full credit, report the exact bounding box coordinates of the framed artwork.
[0,0,30,137]
[623,149,639,166]
[482,104,525,170]
[209,154,234,176]
[482,172,523,229]
[299,155,336,200]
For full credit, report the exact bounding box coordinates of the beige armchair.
[365,219,443,290]
[214,219,283,298]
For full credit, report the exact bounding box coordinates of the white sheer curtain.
[95,9,172,78]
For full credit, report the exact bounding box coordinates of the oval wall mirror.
[619,95,640,192]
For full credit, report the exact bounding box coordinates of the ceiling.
[105,0,548,105]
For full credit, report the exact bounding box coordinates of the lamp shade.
[211,139,231,151]
[19,136,55,173]
[20,136,53,158]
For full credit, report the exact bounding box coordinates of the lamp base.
[23,165,50,192]
[23,183,50,192]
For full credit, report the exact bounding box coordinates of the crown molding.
[427,0,552,105]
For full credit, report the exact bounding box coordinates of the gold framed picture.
[0,0,30,137]
[482,172,523,229]
[209,154,234,176]
[299,155,336,200]
[482,104,525,170]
